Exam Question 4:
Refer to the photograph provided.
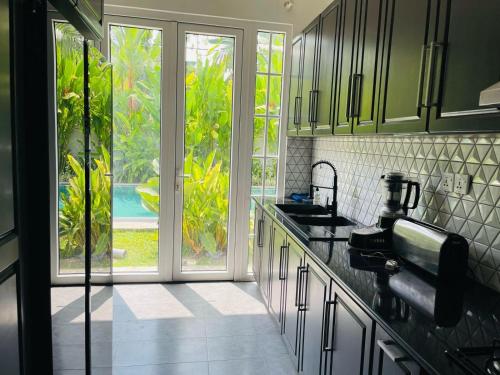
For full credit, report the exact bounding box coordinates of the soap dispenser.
[313,187,321,205]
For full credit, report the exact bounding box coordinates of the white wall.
[105,0,331,35]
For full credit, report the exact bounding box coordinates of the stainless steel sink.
[288,215,355,227]
[274,203,329,215]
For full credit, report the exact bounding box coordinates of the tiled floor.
[51,282,297,374]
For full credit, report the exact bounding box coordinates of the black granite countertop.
[254,197,500,375]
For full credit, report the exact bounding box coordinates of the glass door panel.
[175,24,243,279]
[109,24,162,273]
[54,22,86,275]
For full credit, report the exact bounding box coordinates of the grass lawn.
[113,229,158,269]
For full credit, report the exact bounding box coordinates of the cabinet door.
[287,36,303,136]
[333,0,359,134]
[299,18,319,136]
[377,0,438,133]
[259,213,273,304]
[0,274,20,375]
[326,284,373,375]
[373,326,422,375]
[428,0,500,132]
[314,1,341,135]
[283,238,304,368]
[352,0,384,134]
[300,257,330,375]
[270,224,286,326]
[252,205,264,283]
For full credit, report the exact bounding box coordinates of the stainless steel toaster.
[392,218,469,283]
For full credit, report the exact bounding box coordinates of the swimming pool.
[59,184,157,219]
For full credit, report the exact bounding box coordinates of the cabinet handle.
[377,340,414,374]
[424,42,443,108]
[308,90,314,123]
[297,97,302,128]
[312,90,319,124]
[294,97,300,124]
[257,219,264,247]
[298,267,309,312]
[279,245,288,280]
[322,300,336,352]
[295,265,306,307]
[416,44,428,109]
[350,74,362,118]
[346,74,353,119]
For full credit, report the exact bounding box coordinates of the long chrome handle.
[297,97,302,129]
[279,245,288,280]
[308,90,314,123]
[350,74,362,118]
[298,267,308,312]
[424,42,443,108]
[322,300,336,352]
[295,265,306,306]
[377,340,415,374]
[257,219,264,247]
[416,44,429,109]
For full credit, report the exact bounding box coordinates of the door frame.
[173,23,244,281]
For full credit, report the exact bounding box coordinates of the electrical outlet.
[454,173,471,195]
[442,173,455,193]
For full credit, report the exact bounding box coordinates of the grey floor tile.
[207,334,286,361]
[113,362,209,375]
[113,337,207,366]
[208,358,268,375]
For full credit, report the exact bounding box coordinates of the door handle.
[416,44,429,109]
[308,90,314,123]
[298,266,309,312]
[297,97,302,128]
[312,90,319,125]
[257,219,264,247]
[377,340,415,374]
[424,42,443,108]
[295,265,306,306]
[350,74,362,118]
[294,97,300,125]
[322,300,336,352]
[279,245,288,280]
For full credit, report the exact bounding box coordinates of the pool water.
[59,184,157,219]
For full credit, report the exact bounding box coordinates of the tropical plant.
[137,151,229,256]
[59,146,111,259]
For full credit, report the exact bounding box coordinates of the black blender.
[348,172,420,252]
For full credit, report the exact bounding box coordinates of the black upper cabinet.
[299,18,320,136]
[334,0,359,134]
[314,1,341,135]
[287,36,303,136]
[428,0,500,132]
[377,0,438,134]
[353,0,384,134]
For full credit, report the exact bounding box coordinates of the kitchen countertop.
[254,197,500,375]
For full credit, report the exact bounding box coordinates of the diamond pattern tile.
[286,133,500,292]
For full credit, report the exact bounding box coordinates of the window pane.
[181,33,235,272]
[268,75,282,116]
[55,22,85,274]
[110,25,162,273]
[264,158,278,195]
[256,32,270,73]
[255,74,268,115]
[251,158,264,194]
[253,117,265,156]
[266,118,280,157]
[270,33,284,74]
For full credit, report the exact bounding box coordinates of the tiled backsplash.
[285,134,500,292]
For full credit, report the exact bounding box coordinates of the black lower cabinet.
[299,256,330,374]
[270,224,287,327]
[282,237,304,367]
[259,213,273,304]
[373,325,423,374]
[326,284,374,374]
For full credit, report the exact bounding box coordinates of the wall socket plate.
[454,173,471,195]
[442,173,455,193]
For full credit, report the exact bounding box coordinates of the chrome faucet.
[309,160,338,217]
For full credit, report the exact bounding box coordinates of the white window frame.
[48,5,292,285]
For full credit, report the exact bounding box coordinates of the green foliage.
[110,26,162,183]
[59,147,111,259]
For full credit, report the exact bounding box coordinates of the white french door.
[173,24,244,281]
